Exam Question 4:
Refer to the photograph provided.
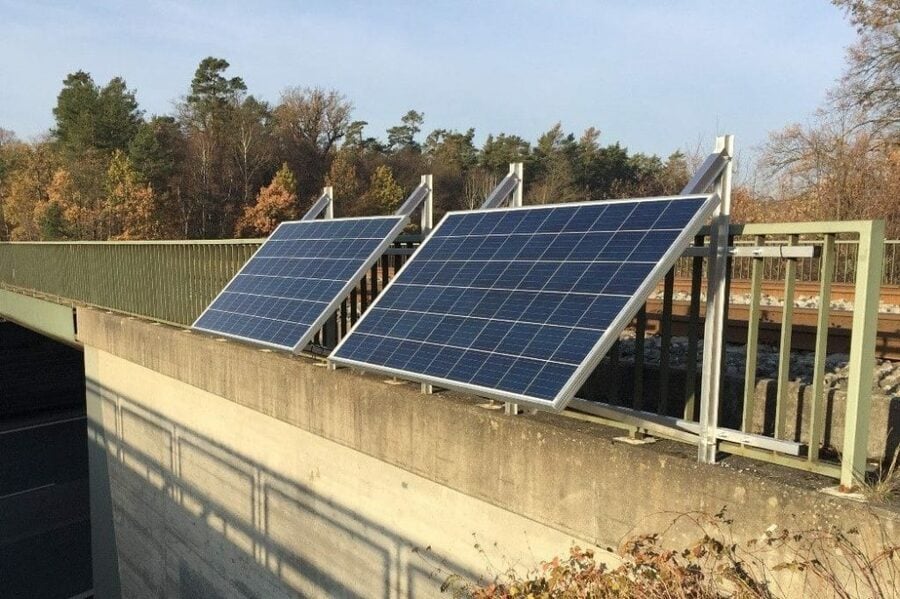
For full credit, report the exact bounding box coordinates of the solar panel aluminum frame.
[330,193,721,411]
[192,214,410,354]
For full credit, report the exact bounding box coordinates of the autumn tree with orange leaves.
[235,163,299,236]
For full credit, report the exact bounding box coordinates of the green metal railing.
[0,224,887,489]
[676,238,900,286]
[575,221,884,489]
[0,240,262,326]
[722,221,883,487]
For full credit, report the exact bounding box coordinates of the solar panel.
[193,216,408,352]
[330,194,718,410]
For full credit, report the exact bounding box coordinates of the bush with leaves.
[433,509,900,599]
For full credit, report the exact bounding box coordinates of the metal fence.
[0,224,886,488]
[588,221,885,488]
[676,238,900,286]
[0,240,261,326]
[0,236,423,333]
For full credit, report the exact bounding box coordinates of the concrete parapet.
[78,307,900,597]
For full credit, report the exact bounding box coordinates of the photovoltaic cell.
[330,194,718,410]
[193,216,408,352]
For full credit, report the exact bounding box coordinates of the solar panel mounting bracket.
[302,186,335,221]
[479,162,524,210]
[477,162,525,413]
[695,135,734,465]
[395,175,434,233]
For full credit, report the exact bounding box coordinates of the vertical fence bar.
[609,340,621,405]
[741,235,766,433]
[633,306,647,411]
[808,234,835,463]
[370,263,379,298]
[774,234,799,439]
[360,273,369,312]
[683,235,704,421]
[841,221,884,489]
[657,268,674,415]
[350,288,359,324]
[339,298,348,339]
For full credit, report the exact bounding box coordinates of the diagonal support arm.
[480,163,523,209]
[302,186,334,220]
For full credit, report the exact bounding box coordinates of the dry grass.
[859,445,900,504]
[423,509,900,599]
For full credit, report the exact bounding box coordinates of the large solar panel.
[330,194,718,410]
[193,216,408,352]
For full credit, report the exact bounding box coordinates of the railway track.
[671,278,900,306]
[643,296,900,360]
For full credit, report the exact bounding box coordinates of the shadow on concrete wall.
[86,379,479,598]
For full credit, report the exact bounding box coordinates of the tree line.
[0,0,896,241]
[0,57,689,241]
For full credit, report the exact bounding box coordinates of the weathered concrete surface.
[0,288,77,346]
[79,308,900,597]
[85,347,592,598]
[581,360,898,460]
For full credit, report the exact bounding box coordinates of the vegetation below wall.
[441,509,900,599]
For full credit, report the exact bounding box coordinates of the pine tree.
[325,149,360,211]
[363,165,404,214]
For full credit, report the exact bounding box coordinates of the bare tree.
[274,87,353,198]
[832,0,900,135]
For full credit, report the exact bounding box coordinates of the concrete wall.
[79,308,900,598]
[84,348,591,598]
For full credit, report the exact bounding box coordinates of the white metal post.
[324,185,334,219]
[420,174,435,394]
[420,174,433,233]
[504,162,525,415]
[511,162,524,207]
[698,135,733,463]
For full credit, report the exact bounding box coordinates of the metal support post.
[395,178,431,218]
[511,162,523,207]
[504,162,524,415]
[324,185,334,219]
[420,174,434,233]
[840,220,884,489]
[697,135,733,464]
[301,186,334,221]
[479,163,523,210]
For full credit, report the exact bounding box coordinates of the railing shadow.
[86,379,478,598]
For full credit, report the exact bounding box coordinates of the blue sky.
[0,0,855,157]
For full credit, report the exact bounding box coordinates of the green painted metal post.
[741,235,765,433]
[808,234,835,463]
[841,220,884,490]
[774,234,799,440]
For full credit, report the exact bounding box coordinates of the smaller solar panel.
[193,216,408,352]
